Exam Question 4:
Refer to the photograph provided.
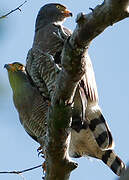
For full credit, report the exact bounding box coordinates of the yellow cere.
[9,63,25,72]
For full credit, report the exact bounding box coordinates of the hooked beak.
[63,9,73,17]
[4,64,9,69]
[4,63,14,71]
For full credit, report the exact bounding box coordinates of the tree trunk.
[45,0,129,179]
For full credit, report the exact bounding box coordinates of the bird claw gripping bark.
[37,146,45,158]
[37,146,46,178]
[42,161,46,174]
[42,161,46,180]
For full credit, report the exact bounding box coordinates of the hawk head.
[35,3,73,31]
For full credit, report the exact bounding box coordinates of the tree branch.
[69,0,129,48]
[45,42,86,180]
[33,1,129,179]
[0,164,42,174]
[0,1,27,19]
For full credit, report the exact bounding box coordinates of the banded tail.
[70,121,125,176]
[78,54,114,150]
[87,110,114,150]
[102,149,126,176]
[79,79,114,150]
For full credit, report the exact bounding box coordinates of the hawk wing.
[72,53,114,150]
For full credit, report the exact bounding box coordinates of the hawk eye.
[13,64,24,71]
[17,65,23,70]
[56,5,61,10]
[56,5,65,11]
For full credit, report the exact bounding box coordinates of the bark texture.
[45,0,129,179]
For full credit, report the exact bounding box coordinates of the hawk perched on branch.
[5,62,125,176]
[5,3,126,176]
[26,3,113,151]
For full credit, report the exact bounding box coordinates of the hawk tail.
[102,149,126,176]
[79,80,114,150]
[88,112,114,150]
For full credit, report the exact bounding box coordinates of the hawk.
[5,62,125,176]
[26,3,113,151]
[4,62,48,147]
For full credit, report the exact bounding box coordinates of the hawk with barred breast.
[5,3,126,176]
